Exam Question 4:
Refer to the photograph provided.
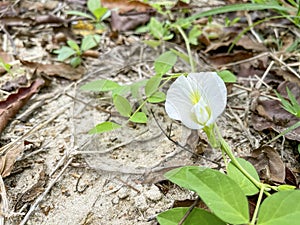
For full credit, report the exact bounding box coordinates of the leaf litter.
[0,0,299,224]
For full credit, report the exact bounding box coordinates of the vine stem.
[174,25,195,72]
[250,184,265,225]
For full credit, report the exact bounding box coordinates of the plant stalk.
[250,184,265,225]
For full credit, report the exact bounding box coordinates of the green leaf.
[227,158,260,196]
[149,17,164,39]
[165,167,249,224]
[130,80,147,100]
[145,75,162,97]
[257,190,300,225]
[67,40,80,52]
[113,94,132,117]
[154,51,177,76]
[81,35,100,51]
[217,70,237,83]
[129,112,147,123]
[80,79,120,92]
[188,25,202,45]
[54,46,76,61]
[70,56,82,67]
[87,0,101,14]
[93,7,108,21]
[157,207,226,225]
[143,40,162,48]
[89,121,121,134]
[147,91,166,103]
[112,85,131,96]
[66,10,94,20]
[170,49,192,65]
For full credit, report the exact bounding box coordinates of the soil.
[0,1,299,225]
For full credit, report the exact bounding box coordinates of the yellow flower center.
[190,91,200,105]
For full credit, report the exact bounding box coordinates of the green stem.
[250,184,265,225]
[174,25,195,72]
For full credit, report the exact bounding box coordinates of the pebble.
[134,195,148,211]
[117,187,129,199]
[112,196,119,204]
[145,185,162,201]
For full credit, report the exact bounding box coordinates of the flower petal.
[188,72,227,123]
[165,76,203,129]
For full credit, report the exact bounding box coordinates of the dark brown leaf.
[20,60,85,80]
[244,146,285,183]
[102,0,153,14]
[0,78,45,133]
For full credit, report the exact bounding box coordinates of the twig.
[19,158,73,225]
[0,176,8,225]
[0,24,17,55]
[270,53,300,79]
[245,12,263,43]
[255,60,274,89]
[178,197,200,225]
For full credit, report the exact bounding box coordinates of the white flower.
[165,72,227,129]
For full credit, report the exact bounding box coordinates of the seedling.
[0,57,12,74]
[53,34,100,67]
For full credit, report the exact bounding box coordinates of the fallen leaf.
[102,0,154,31]
[208,51,254,66]
[0,78,45,133]
[20,60,85,80]
[0,142,23,177]
[0,75,28,92]
[244,146,285,183]
[252,81,300,141]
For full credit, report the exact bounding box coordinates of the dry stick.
[0,25,16,55]
[19,158,73,225]
[245,11,263,43]
[0,103,72,156]
[177,197,200,225]
[255,60,275,89]
[0,176,8,225]
[270,53,300,79]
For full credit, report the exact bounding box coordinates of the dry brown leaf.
[0,142,23,177]
[252,81,300,141]
[20,60,85,80]
[208,51,254,66]
[102,0,153,31]
[0,78,45,133]
[244,146,285,183]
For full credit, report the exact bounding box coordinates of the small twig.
[178,197,200,225]
[270,53,300,80]
[255,60,274,89]
[245,12,263,43]
[1,25,17,55]
[19,158,73,225]
[0,176,8,225]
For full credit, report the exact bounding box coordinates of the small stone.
[145,185,162,201]
[117,187,129,199]
[134,195,148,211]
[112,196,119,204]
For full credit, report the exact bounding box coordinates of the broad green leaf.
[154,51,177,76]
[54,46,76,61]
[143,40,162,48]
[66,10,94,20]
[145,75,162,97]
[157,207,226,225]
[147,91,166,103]
[89,121,121,134]
[87,0,101,14]
[129,112,147,123]
[112,85,131,96]
[67,40,80,52]
[217,70,237,83]
[80,79,120,92]
[70,56,82,67]
[113,94,132,117]
[257,190,300,225]
[188,25,202,45]
[227,158,260,196]
[165,167,249,224]
[149,17,164,39]
[81,35,100,51]
[130,80,147,100]
[93,7,108,21]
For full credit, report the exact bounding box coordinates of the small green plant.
[0,57,12,74]
[53,34,100,67]
[67,0,110,30]
[276,87,300,117]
